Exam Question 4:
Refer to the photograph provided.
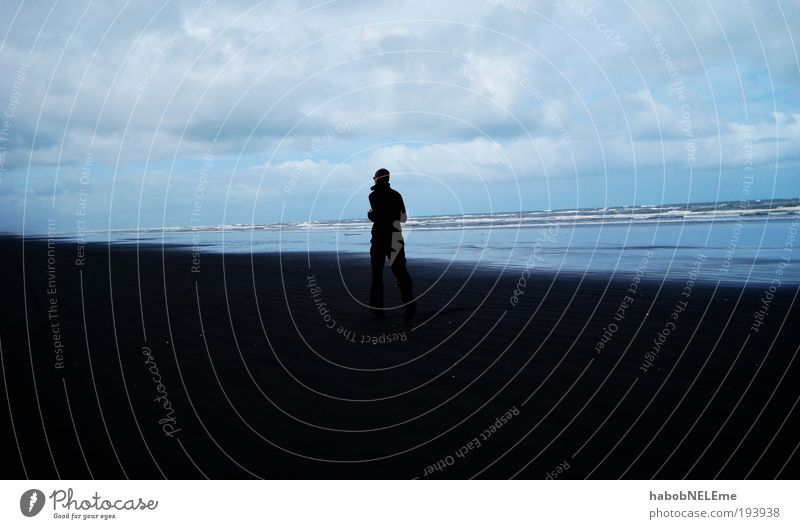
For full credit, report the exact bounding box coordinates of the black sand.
[1,236,798,478]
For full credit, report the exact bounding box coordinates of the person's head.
[373,168,390,184]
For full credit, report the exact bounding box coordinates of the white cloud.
[0,0,798,232]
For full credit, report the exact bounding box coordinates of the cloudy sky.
[0,0,798,233]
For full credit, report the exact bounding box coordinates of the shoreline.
[11,233,798,288]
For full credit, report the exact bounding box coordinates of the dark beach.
[1,236,798,479]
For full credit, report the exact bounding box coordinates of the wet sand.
[1,236,798,478]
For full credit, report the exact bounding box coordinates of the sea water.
[63,199,800,284]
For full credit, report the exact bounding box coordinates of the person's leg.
[389,245,416,320]
[369,243,386,316]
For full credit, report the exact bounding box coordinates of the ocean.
[56,198,800,284]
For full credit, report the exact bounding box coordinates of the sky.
[0,0,798,234]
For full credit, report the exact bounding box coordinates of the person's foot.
[403,301,417,322]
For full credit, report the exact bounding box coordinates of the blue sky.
[0,0,798,233]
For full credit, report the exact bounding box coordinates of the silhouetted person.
[368,168,416,321]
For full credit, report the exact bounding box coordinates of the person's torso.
[369,187,403,236]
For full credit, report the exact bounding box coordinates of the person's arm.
[399,195,408,223]
[368,195,375,221]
